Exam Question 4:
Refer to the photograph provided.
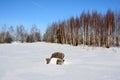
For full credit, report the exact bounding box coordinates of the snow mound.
[49,58,58,64]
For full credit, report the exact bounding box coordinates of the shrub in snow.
[46,58,51,64]
[46,52,65,65]
[56,58,64,65]
[50,52,64,59]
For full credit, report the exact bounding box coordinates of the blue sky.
[0,0,120,35]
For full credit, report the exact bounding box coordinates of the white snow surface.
[49,58,58,64]
[0,42,120,80]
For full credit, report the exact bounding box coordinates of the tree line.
[0,24,41,43]
[43,10,120,48]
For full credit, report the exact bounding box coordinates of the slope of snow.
[0,42,120,80]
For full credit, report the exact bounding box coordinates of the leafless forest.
[0,10,120,48]
[0,24,41,43]
[43,10,120,48]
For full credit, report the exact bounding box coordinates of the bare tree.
[92,11,98,46]
[75,16,80,45]
[80,12,86,46]
[8,26,15,41]
[0,25,13,43]
[105,10,115,48]
[66,20,72,44]
[115,11,120,46]
[70,17,76,45]
[16,25,26,42]
[0,24,7,43]
[86,12,91,46]
[30,24,41,42]
[97,14,103,46]
[43,26,53,42]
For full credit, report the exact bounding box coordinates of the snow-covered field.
[0,42,120,80]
